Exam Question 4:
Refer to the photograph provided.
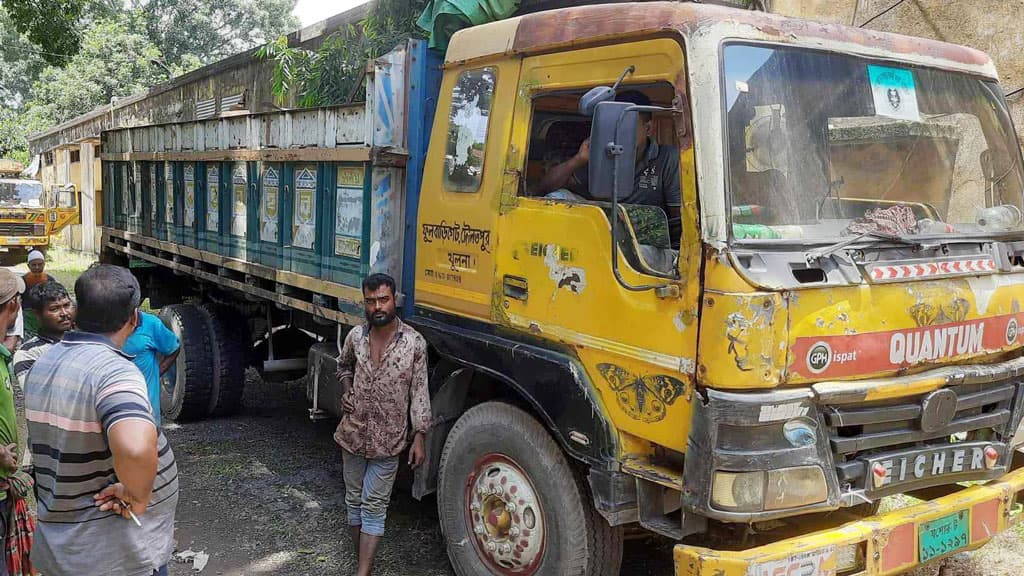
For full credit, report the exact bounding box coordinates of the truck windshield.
[0,179,43,208]
[723,43,1024,242]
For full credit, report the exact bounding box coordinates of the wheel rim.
[464,453,545,574]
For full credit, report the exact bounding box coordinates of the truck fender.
[413,366,471,500]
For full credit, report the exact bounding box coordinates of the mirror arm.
[609,105,674,294]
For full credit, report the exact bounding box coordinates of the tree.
[0,5,46,108]
[0,0,299,162]
[25,15,168,128]
[1,0,89,65]
[259,0,428,107]
[131,0,300,68]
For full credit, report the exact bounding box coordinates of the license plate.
[919,511,969,563]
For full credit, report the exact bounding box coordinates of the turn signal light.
[984,445,999,469]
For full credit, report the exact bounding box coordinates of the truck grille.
[827,381,1019,457]
[825,381,1023,492]
[0,223,36,236]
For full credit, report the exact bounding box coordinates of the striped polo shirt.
[25,331,178,576]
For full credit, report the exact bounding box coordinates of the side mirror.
[579,86,615,116]
[588,101,638,201]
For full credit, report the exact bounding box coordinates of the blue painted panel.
[401,40,444,316]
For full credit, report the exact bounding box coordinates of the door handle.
[502,275,528,301]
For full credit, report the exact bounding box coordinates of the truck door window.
[522,85,681,277]
[444,67,496,193]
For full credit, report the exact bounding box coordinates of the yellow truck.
[98,2,1024,574]
[0,176,79,264]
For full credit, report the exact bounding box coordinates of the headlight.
[32,224,45,236]
[765,466,828,510]
[711,471,764,511]
[713,466,828,512]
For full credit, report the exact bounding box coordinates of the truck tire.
[438,401,623,576]
[198,304,247,416]
[158,304,214,422]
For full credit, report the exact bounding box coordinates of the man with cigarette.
[25,265,178,576]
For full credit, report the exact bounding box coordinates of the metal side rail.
[674,463,1024,576]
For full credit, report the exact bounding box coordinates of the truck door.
[495,39,701,454]
[416,58,521,320]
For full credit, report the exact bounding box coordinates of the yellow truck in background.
[97,2,1024,575]
[0,171,80,265]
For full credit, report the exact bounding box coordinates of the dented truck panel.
[787,274,1024,384]
[698,287,787,389]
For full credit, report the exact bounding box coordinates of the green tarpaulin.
[416,0,520,50]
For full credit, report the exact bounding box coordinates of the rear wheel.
[438,401,623,576]
[158,304,214,421]
[198,304,247,417]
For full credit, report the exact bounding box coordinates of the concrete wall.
[772,0,1024,143]
[38,143,102,253]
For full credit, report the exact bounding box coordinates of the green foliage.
[0,0,298,162]
[1,0,87,65]
[130,0,300,69]
[259,0,429,108]
[28,16,168,125]
[0,5,45,108]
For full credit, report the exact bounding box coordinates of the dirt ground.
[164,372,678,575]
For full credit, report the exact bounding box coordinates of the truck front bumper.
[675,464,1024,575]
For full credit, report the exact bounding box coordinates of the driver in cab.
[535,90,682,248]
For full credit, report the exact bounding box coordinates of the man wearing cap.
[535,90,682,248]
[18,251,55,341]
[23,251,54,291]
[0,268,27,576]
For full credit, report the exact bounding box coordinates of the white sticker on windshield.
[868,65,920,122]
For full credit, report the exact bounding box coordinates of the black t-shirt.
[572,138,681,213]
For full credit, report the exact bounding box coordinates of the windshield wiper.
[805,231,923,263]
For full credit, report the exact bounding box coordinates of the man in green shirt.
[0,269,24,473]
[0,268,25,575]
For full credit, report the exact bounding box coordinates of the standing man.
[26,265,178,576]
[335,273,430,576]
[123,312,179,426]
[12,281,74,469]
[22,251,54,291]
[20,250,56,339]
[0,269,25,576]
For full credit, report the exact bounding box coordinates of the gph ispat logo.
[806,342,831,374]
[805,341,859,375]
[1007,318,1019,346]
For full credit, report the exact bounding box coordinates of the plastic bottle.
[733,224,781,239]
[977,205,1022,230]
[917,218,957,234]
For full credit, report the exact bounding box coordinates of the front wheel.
[438,401,623,576]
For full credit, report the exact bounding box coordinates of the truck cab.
[0,178,77,264]
[413,4,1024,575]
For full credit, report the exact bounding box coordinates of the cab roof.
[445,2,996,79]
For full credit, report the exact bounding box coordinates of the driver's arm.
[536,139,589,196]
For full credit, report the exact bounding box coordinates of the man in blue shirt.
[123,311,180,425]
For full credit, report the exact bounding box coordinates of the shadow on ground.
[165,371,676,575]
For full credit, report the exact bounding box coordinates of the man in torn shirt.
[334,273,430,576]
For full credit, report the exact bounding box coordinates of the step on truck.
[98,3,1024,574]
